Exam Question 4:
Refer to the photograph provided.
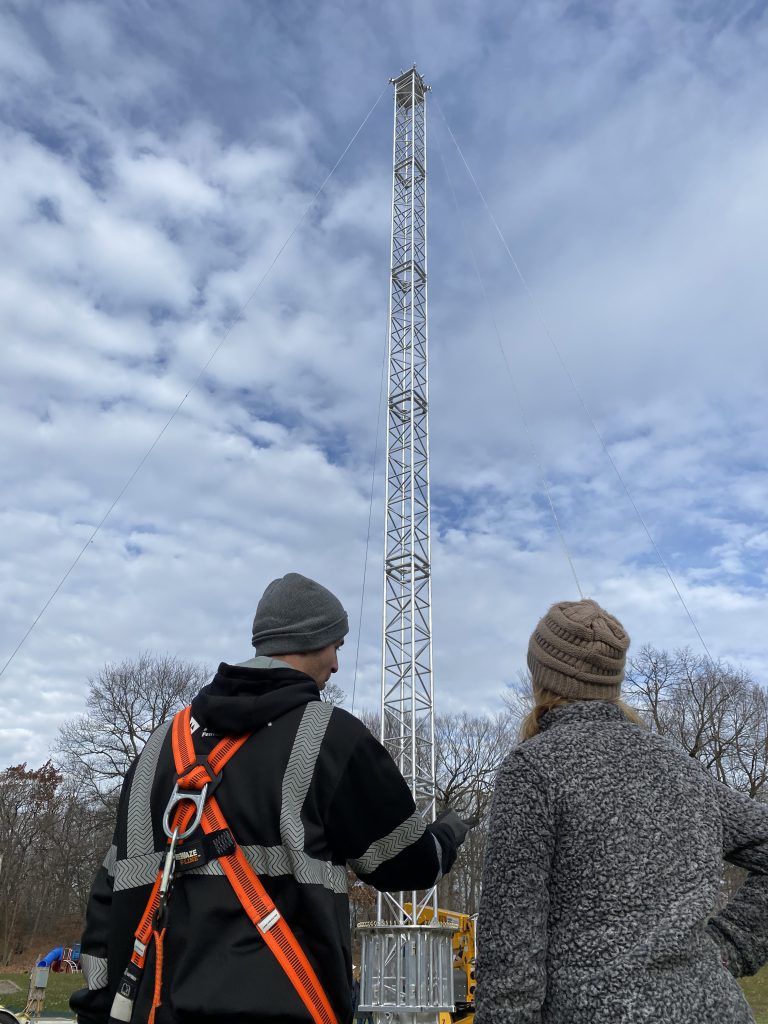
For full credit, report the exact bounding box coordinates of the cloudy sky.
[2,0,767,768]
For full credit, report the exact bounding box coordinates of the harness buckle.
[162,783,208,841]
[159,828,180,895]
[155,826,181,926]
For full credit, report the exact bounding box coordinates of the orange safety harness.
[109,705,338,1024]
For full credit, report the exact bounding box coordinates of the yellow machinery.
[404,905,476,1024]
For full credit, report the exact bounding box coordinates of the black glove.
[434,808,479,847]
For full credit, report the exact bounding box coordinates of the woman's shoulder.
[510,710,714,780]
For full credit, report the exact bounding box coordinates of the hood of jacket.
[191,660,320,734]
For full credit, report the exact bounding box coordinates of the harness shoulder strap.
[172,706,338,1024]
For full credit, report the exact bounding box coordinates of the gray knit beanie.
[251,573,349,654]
[527,598,630,700]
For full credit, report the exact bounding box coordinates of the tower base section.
[358,922,455,1023]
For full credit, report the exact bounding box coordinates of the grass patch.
[741,962,768,1024]
[0,965,766,1022]
[0,971,80,1017]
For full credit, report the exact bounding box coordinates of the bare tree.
[501,668,533,736]
[54,653,209,806]
[435,710,517,915]
[625,644,768,796]
[727,682,768,798]
[0,762,60,964]
[622,644,676,733]
[0,761,117,964]
[320,682,347,706]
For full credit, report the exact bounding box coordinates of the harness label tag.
[257,908,281,934]
[174,829,236,871]
[174,844,206,870]
[117,963,142,1001]
[208,828,236,859]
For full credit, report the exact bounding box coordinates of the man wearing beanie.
[477,597,768,1024]
[73,572,475,1024]
[248,572,351,690]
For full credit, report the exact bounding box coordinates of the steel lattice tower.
[378,66,437,925]
[358,68,452,1024]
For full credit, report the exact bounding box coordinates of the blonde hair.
[519,687,645,742]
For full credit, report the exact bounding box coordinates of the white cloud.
[1,0,767,769]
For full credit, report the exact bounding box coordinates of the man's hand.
[434,808,480,847]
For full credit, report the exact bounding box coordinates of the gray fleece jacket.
[476,700,768,1024]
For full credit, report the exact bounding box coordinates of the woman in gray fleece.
[476,599,768,1024]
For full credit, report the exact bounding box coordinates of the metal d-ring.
[162,782,209,841]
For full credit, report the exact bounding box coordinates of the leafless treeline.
[0,761,108,966]
[625,644,768,797]
[2,644,765,964]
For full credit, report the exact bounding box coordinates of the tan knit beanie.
[527,598,630,700]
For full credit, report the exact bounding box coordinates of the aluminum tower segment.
[358,68,453,1024]
[378,66,437,925]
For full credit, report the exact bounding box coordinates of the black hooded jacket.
[71,662,459,1024]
